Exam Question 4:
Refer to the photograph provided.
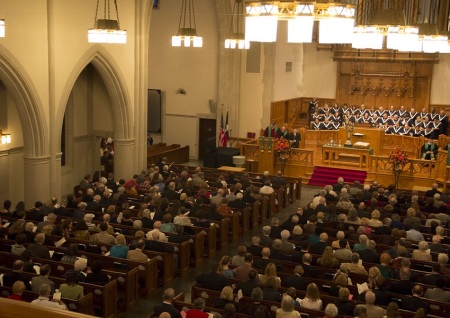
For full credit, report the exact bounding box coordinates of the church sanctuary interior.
[3,0,450,317]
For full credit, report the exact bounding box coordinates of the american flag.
[218,109,229,147]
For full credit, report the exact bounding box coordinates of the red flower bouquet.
[275,137,290,154]
[388,148,408,166]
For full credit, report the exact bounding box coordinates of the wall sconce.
[1,133,11,144]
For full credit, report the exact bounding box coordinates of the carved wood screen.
[334,48,437,110]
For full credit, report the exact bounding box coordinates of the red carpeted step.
[308,166,367,187]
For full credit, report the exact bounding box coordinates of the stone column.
[113,139,136,180]
[24,155,51,206]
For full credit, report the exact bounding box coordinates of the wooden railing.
[227,137,252,149]
[367,150,448,189]
[146,144,189,167]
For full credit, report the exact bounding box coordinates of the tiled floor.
[120,185,320,317]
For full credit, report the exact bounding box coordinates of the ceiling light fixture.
[172,0,203,48]
[225,0,250,49]
[88,0,127,44]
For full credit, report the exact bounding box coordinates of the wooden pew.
[0,297,96,318]
[0,250,140,312]
[0,266,117,318]
[0,285,94,316]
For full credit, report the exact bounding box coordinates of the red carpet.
[308,166,367,187]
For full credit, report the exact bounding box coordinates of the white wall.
[431,54,450,104]
[148,0,219,159]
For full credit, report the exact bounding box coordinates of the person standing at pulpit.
[421,138,438,160]
[264,121,279,137]
[279,125,289,139]
[289,128,301,148]
[309,98,318,124]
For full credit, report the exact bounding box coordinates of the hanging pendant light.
[88,0,127,44]
[225,0,250,49]
[172,0,203,48]
[0,20,5,38]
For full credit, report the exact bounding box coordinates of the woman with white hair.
[438,253,450,275]
[83,213,96,230]
[412,241,432,262]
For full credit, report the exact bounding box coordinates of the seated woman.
[231,246,247,266]
[218,255,234,279]
[60,270,84,300]
[161,213,176,233]
[86,235,103,254]
[328,273,349,297]
[241,287,271,318]
[109,234,129,259]
[301,283,322,310]
[368,210,383,227]
[317,246,340,269]
[262,277,282,302]
[412,241,432,262]
[85,260,110,285]
[11,233,27,256]
[61,243,79,264]
[276,295,300,318]
[72,220,90,241]
[333,287,354,316]
[83,213,96,230]
[259,263,281,288]
[215,286,239,311]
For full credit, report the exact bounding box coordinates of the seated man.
[421,138,437,160]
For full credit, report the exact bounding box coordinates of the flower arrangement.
[275,137,290,154]
[388,148,408,166]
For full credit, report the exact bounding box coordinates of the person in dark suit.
[261,277,281,302]
[144,231,174,253]
[153,288,183,318]
[162,182,181,201]
[390,267,415,295]
[271,171,286,187]
[86,195,102,212]
[424,183,442,198]
[420,263,443,287]
[254,247,271,270]
[3,260,31,290]
[301,253,318,278]
[247,236,263,257]
[235,270,259,297]
[332,177,345,193]
[260,226,273,247]
[289,128,301,148]
[140,209,154,229]
[205,205,222,221]
[357,240,380,264]
[26,233,50,259]
[269,217,282,239]
[282,265,307,291]
[195,263,229,291]
[227,193,246,209]
[309,232,329,255]
[26,202,44,222]
[400,285,430,313]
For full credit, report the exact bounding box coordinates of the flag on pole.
[218,110,225,147]
[223,109,229,147]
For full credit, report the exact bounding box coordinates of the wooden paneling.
[334,47,437,110]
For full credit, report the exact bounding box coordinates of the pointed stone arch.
[55,45,133,145]
[0,45,48,157]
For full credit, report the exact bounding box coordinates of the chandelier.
[352,10,418,50]
[0,20,4,38]
[243,1,356,44]
[172,0,203,47]
[88,0,127,44]
[225,0,250,49]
